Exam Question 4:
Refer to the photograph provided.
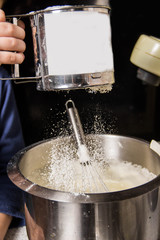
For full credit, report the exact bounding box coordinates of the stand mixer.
[130,34,160,86]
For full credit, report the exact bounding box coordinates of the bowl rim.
[7,134,160,203]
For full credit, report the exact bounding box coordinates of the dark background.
[3,0,160,146]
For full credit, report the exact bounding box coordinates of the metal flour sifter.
[2,1,114,92]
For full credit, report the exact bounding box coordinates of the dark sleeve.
[0,69,25,228]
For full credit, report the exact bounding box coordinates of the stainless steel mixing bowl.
[7,134,160,240]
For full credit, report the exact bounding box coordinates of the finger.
[17,20,25,30]
[0,22,25,39]
[0,9,6,22]
[0,51,25,65]
[0,37,26,52]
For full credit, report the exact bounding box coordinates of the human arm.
[0,9,26,65]
[0,213,12,240]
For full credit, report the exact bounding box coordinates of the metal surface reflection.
[7,134,160,239]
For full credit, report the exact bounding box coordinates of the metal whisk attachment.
[65,100,109,193]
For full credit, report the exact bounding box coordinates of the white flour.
[26,136,156,194]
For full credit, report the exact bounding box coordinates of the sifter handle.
[12,17,20,78]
